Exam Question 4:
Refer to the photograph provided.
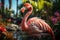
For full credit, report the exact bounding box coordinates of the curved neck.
[21,7,33,30]
[24,9,33,21]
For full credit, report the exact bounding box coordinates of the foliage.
[20,0,53,17]
[53,0,60,11]
[22,0,53,10]
[0,0,60,40]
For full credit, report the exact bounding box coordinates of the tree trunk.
[16,0,18,17]
[9,0,12,9]
[9,0,12,17]
[1,0,4,14]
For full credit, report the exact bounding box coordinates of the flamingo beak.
[20,7,26,13]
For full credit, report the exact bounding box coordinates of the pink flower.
[54,11,60,17]
[52,18,57,24]
[50,16,58,25]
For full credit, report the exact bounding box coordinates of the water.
[8,31,52,40]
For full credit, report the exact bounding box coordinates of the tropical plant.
[53,0,60,12]
[21,0,53,17]
[22,0,53,10]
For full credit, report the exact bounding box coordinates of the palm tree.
[1,0,4,14]
[9,0,12,9]
[16,0,18,17]
[9,0,12,17]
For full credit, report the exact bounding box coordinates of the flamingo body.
[27,17,54,36]
[20,3,55,40]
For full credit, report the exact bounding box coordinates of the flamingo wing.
[27,17,55,39]
[27,17,45,33]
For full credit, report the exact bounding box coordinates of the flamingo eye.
[23,6,27,10]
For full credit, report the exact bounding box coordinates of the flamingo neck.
[21,8,33,30]
[24,10,32,21]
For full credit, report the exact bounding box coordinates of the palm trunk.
[9,0,12,9]
[1,0,5,23]
[16,0,18,17]
[1,0,4,14]
[9,0,12,17]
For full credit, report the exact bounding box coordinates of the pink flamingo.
[20,3,55,40]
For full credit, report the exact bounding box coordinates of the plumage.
[20,3,55,40]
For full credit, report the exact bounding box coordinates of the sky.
[4,0,22,14]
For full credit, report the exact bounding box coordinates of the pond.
[8,31,52,40]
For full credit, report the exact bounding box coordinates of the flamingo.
[20,3,55,40]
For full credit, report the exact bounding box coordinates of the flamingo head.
[20,3,33,13]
